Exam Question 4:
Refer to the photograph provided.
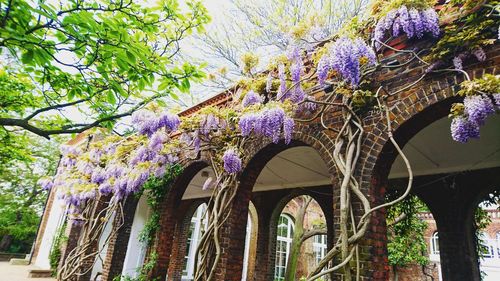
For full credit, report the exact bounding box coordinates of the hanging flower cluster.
[317,37,376,87]
[131,110,180,136]
[450,75,500,143]
[239,103,295,144]
[242,90,263,107]
[374,6,440,48]
[222,148,242,174]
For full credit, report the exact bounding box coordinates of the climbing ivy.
[48,222,67,276]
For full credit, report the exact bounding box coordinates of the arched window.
[275,214,294,281]
[430,232,439,255]
[313,234,327,265]
[182,204,207,281]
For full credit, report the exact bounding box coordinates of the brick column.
[213,182,252,281]
[100,195,139,281]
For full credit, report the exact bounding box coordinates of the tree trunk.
[0,235,13,251]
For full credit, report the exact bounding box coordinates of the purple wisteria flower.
[37,177,53,191]
[450,116,480,143]
[242,90,263,107]
[374,6,440,48]
[222,148,242,174]
[283,117,294,144]
[158,113,181,132]
[297,96,318,113]
[132,110,180,136]
[322,37,376,87]
[463,95,495,125]
[277,63,288,100]
[238,106,294,144]
[317,55,330,86]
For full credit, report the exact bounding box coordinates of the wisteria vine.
[38,1,500,280]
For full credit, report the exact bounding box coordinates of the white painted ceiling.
[182,115,500,200]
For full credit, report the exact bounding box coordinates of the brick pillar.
[330,173,389,281]
[100,195,139,281]
[213,183,252,281]
[413,168,500,281]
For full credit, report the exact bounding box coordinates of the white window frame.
[313,234,327,266]
[430,232,440,261]
[182,204,207,281]
[275,214,294,281]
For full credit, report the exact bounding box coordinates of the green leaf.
[21,50,34,64]
[126,51,137,64]
[107,91,116,104]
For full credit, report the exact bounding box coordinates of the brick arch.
[241,121,337,176]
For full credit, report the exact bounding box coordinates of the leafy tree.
[386,194,429,281]
[0,133,62,252]
[0,0,209,139]
[284,196,327,281]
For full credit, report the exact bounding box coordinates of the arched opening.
[382,106,500,281]
[239,142,333,280]
[273,196,329,281]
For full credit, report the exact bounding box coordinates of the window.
[182,204,207,281]
[275,214,294,281]
[479,232,495,259]
[430,232,439,255]
[313,234,327,265]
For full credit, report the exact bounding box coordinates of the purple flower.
[242,90,263,107]
[91,168,106,184]
[328,37,376,87]
[374,6,439,47]
[451,116,480,143]
[222,148,242,174]
[129,146,151,166]
[158,112,180,132]
[398,6,414,39]
[283,117,294,144]
[98,182,112,195]
[239,113,257,136]
[421,8,440,37]
[410,8,424,38]
[317,55,330,86]
[200,114,220,136]
[149,131,165,153]
[464,95,495,125]
[297,96,318,113]
[37,177,53,191]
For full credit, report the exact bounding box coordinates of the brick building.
[28,14,500,281]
